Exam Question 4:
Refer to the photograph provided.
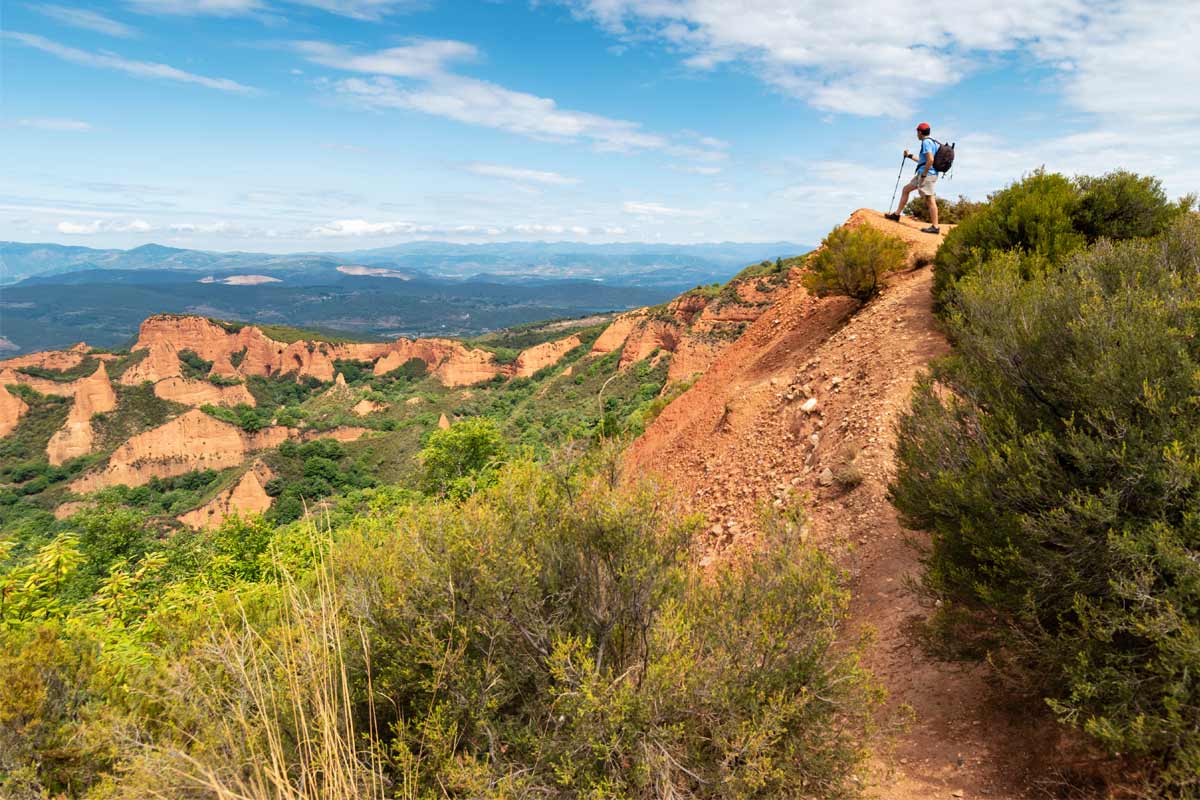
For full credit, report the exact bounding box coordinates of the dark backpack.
[931,139,955,174]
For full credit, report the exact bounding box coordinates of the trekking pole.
[888,152,907,213]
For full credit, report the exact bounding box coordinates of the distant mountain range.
[0,240,808,288]
[0,239,810,356]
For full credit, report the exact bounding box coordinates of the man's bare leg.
[895,185,913,216]
[928,195,939,227]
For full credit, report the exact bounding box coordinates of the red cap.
[916,122,931,132]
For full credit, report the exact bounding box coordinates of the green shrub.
[326,461,879,799]
[419,416,506,498]
[891,216,1200,793]
[803,224,908,302]
[932,169,1085,309]
[1073,170,1194,242]
[177,349,213,379]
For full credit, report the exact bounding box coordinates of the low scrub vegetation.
[0,457,880,799]
[903,194,986,225]
[893,215,1200,794]
[803,224,908,301]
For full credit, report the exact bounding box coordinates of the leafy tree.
[803,224,908,301]
[892,216,1200,794]
[419,417,506,498]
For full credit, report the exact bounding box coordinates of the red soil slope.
[626,210,1057,799]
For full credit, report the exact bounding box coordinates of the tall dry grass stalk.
[156,521,387,800]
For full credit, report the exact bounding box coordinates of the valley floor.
[626,212,1065,799]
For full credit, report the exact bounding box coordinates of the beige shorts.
[905,172,938,197]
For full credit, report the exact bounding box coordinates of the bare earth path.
[626,211,1053,799]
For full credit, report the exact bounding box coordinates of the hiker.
[885,122,940,234]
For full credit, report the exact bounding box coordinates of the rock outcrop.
[177,460,275,529]
[352,398,387,416]
[513,335,582,378]
[129,315,500,387]
[0,368,76,397]
[591,313,643,355]
[70,409,294,492]
[0,383,29,437]
[438,413,451,430]
[304,426,371,443]
[46,364,118,465]
[153,376,256,407]
[0,342,89,372]
[120,341,182,386]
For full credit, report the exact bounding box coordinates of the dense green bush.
[892,216,1200,793]
[419,416,506,498]
[932,169,1194,310]
[1073,170,1194,242]
[803,224,908,301]
[932,170,1084,308]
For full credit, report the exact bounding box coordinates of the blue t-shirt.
[916,138,939,176]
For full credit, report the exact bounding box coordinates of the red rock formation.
[0,342,89,372]
[352,398,387,416]
[438,412,451,430]
[619,320,683,369]
[153,377,256,407]
[120,341,182,386]
[591,313,644,355]
[0,383,29,437]
[47,363,118,465]
[0,368,77,397]
[70,409,295,492]
[177,460,275,529]
[513,335,582,378]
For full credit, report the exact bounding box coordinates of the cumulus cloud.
[31,5,137,37]
[4,32,257,94]
[466,162,580,186]
[308,218,610,239]
[16,117,92,132]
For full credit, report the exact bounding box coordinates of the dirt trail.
[626,210,1049,799]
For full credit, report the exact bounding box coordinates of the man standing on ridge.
[886,122,940,234]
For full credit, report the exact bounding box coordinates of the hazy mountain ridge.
[0,239,808,286]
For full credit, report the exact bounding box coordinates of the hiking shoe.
[884,212,901,222]
[921,225,940,234]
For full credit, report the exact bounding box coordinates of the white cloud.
[128,0,425,19]
[16,117,92,132]
[4,32,257,94]
[623,201,707,218]
[292,39,477,78]
[125,0,265,15]
[57,218,152,234]
[298,40,724,159]
[562,0,1101,116]
[466,162,580,186]
[309,219,434,237]
[31,5,137,37]
[680,165,721,175]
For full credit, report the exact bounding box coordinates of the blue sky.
[1,0,1196,251]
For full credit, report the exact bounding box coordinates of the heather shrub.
[804,224,908,302]
[892,216,1200,794]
